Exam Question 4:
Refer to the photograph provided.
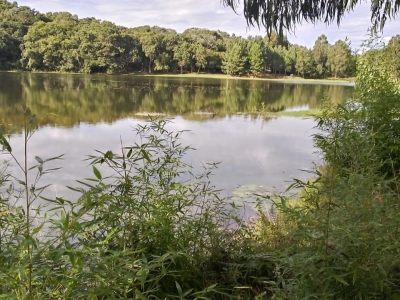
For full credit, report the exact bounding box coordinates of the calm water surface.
[0,72,353,205]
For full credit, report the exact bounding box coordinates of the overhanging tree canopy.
[223,0,400,35]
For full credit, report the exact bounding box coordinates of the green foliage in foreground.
[1,36,400,299]
[0,117,278,299]
[261,38,400,299]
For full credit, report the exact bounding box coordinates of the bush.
[261,38,400,299]
[0,118,281,299]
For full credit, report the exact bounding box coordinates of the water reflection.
[7,115,318,205]
[1,73,344,212]
[0,72,352,131]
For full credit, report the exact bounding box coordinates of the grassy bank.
[266,109,322,118]
[125,72,355,85]
[3,70,355,86]
[234,109,322,119]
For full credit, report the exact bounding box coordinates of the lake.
[0,72,353,209]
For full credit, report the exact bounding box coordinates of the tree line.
[0,0,397,78]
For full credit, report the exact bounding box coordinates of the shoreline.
[2,70,355,86]
[124,72,355,86]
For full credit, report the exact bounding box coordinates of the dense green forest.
[1,0,392,78]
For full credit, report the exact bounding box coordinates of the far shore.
[133,109,324,120]
[124,72,355,86]
[3,70,355,86]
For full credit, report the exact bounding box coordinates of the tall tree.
[21,13,79,71]
[0,1,42,69]
[312,34,330,77]
[385,35,400,78]
[174,40,193,74]
[111,33,141,73]
[264,32,289,48]
[222,37,248,75]
[284,45,297,75]
[194,44,208,73]
[183,28,224,73]
[153,30,178,72]
[327,40,352,78]
[75,20,133,74]
[137,30,161,73]
[0,28,13,69]
[270,46,286,74]
[248,39,265,75]
[295,47,313,78]
[133,27,176,73]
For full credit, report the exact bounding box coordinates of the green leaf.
[182,288,193,298]
[31,223,45,235]
[175,281,183,295]
[127,148,133,158]
[75,180,95,189]
[54,248,66,261]
[0,133,12,152]
[44,154,65,162]
[35,156,44,164]
[141,149,151,162]
[66,186,85,193]
[29,114,37,125]
[92,165,102,180]
[330,273,349,286]
[161,264,166,276]
[105,150,114,160]
[60,210,69,228]
[94,274,106,284]
[102,228,118,244]
[134,289,147,300]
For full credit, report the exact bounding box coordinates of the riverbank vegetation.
[1,34,400,298]
[0,0,383,78]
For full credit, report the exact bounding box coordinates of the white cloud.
[17,0,400,48]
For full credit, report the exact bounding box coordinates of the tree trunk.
[148,58,152,73]
[181,65,183,74]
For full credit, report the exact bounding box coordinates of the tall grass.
[0,116,281,299]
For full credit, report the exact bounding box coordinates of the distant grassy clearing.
[4,71,355,86]
[125,72,355,86]
[271,109,322,117]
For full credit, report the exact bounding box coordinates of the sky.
[16,0,400,49]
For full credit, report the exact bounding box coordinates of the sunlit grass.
[271,109,322,117]
[124,72,355,85]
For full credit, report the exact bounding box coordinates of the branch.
[222,0,400,35]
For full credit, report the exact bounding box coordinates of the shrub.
[262,38,400,299]
[0,118,281,299]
